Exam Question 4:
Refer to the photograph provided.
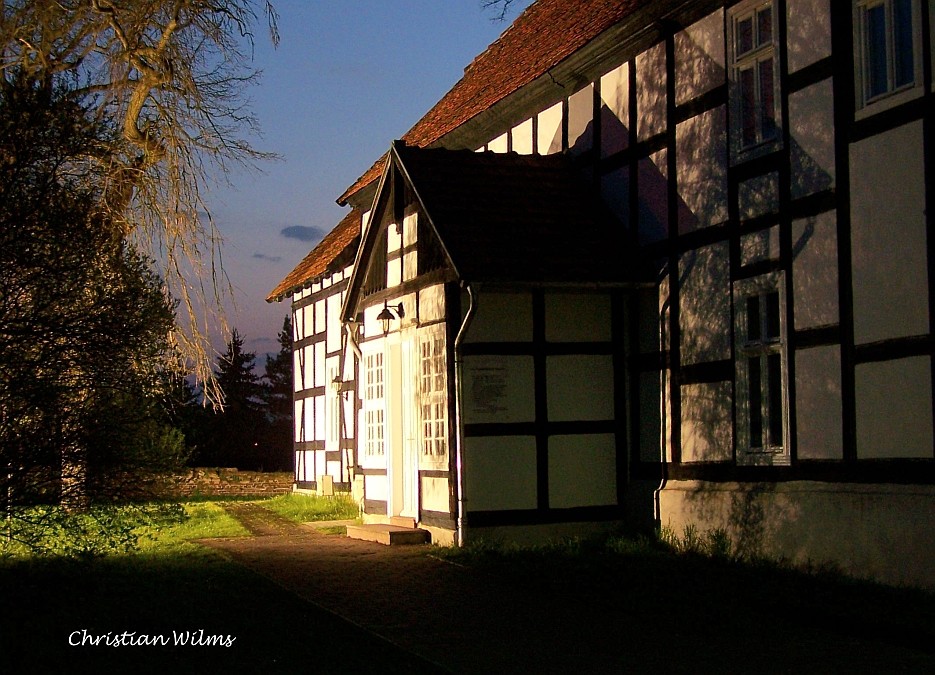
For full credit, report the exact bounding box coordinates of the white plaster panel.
[463,436,537,511]
[789,79,835,199]
[548,434,617,508]
[294,399,304,442]
[314,395,325,441]
[293,350,302,392]
[464,292,532,342]
[326,293,341,353]
[303,345,315,390]
[314,341,325,387]
[488,131,509,153]
[679,242,731,365]
[792,211,838,329]
[304,305,315,338]
[850,122,928,344]
[296,451,313,482]
[680,381,733,462]
[795,346,843,460]
[325,461,342,482]
[786,0,831,73]
[544,293,612,343]
[421,475,450,513]
[740,226,780,267]
[537,101,563,155]
[364,474,387,501]
[638,149,668,244]
[387,254,402,287]
[675,106,728,231]
[738,172,779,221]
[674,9,725,106]
[568,84,594,156]
[403,251,417,282]
[314,300,325,335]
[600,62,629,157]
[418,283,446,323]
[636,41,667,140]
[402,210,418,247]
[856,357,933,459]
[463,355,535,424]
[304,395,315,441]
[387,219,402,252]
[546,355,615,422]
[639,371,663,463]
[512,118,534,155]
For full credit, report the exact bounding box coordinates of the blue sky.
[206,0,533,358]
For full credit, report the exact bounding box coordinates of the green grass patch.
[255,492,358,523]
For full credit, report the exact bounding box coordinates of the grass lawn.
[0,499,438,675]
[256,492,358,524]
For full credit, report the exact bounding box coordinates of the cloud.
[253,253,283,263]
[280,225,325,243]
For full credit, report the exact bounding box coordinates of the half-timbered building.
[269,0,935,588]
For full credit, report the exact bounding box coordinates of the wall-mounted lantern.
[377,300,405,334]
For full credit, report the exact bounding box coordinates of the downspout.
[453,282,477,547]
[345,321,364,511]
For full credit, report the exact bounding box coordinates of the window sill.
[855,83,923,121]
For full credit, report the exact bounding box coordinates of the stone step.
[389,515,417,529]
[346,523,430,546]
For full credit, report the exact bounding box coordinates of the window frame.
[728,0,783,162]
[418,328,448,463]
[853,0,923,113]
[733,272,791,466]
[362,351,385,458]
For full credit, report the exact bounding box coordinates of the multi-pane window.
[363,352,385,457]
[419,334,447,458]
[855,0,919,107]
[729,1,781,155]
[735,275,790,465]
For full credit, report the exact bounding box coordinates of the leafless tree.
[0,1,279,398]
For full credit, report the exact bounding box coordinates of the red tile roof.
[337,0,647,205]
[266,209,362,302]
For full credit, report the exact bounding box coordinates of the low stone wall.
[166,468,293,498]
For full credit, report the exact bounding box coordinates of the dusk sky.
[205,0,534,359]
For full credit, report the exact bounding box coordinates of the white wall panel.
[679,242,731,365]
[599,62,628,158]
[675,105,728,231]
[568,84,594,155]
[537,101,563,155]
[546,355,614,422]
[636,41,666,140]
[463,355,535,424]
[544,293,612,342]
[850,122,928,344]
[464,292,532,342]
[856,357,933,459]
[792,211,838,329]
[786,0,831,73]
[795,346,842,460]
[680,381,732,462]
[674,9,725,106]
[548,434,617,508]
[512,118,534,155]
[789,79,835,199]
[464,436,537,510]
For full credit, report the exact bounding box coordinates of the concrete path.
[201,505,630,674]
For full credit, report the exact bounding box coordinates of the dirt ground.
[202,503,935,675]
